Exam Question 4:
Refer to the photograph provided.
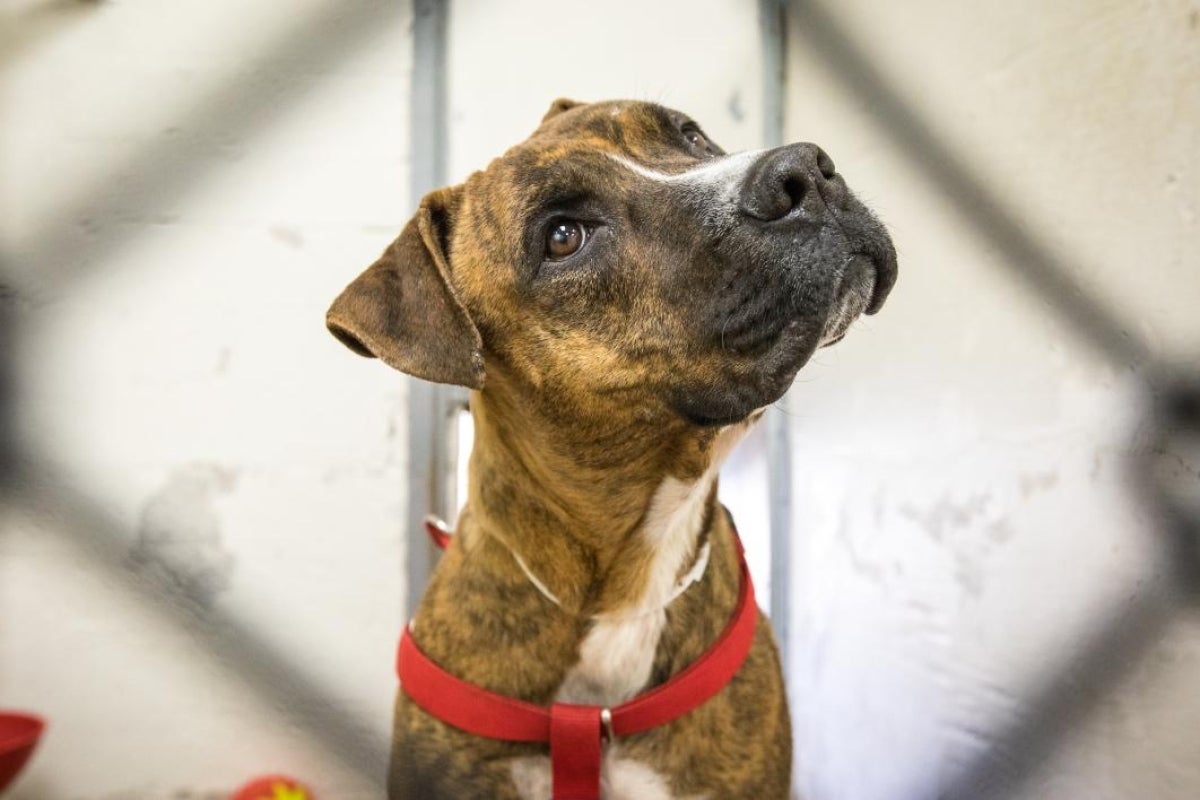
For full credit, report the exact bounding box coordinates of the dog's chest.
[510,745,708,800]
[510,474,716,800]
[559,473,709,706]
[555,609,669,706]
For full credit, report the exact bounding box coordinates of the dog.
[326,98,897,800]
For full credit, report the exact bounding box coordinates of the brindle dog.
[327,98,897,800]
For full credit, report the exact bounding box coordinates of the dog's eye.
[545,220,587,260]
[681,123,717,157]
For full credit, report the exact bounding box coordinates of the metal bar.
[760,0,788,151]
[759,0,795,681]
[404,383,443,616]
[0,282,15,486]
[788,0,1156,374]
[410,0,449,204]
[404,0,455,618]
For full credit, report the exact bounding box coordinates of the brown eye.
[681,123,719,157]
[545,220,586,260]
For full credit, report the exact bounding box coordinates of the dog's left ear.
[542,97,584,122]
[325,186,485,389]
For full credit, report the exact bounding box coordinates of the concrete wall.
[781,2,1200,799]
[2,1,413,796]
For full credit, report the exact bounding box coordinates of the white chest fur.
[555,473,710,706]
[510,745,709,800]
[510,422,752,799]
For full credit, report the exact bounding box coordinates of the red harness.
[397,518,758,800]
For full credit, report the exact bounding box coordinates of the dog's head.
[328,99,896,427]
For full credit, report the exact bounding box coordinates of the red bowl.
[0,712,44,794]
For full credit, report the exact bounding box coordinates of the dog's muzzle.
[737,142,898,313]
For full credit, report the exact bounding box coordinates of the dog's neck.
[460,386,755,616]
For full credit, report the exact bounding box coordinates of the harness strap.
[422,515,453,551]
[550,704,604,800]
[401,517,757,799]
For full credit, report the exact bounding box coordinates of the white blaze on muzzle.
[606,149,766,214]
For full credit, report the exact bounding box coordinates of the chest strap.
[397,519,758,800]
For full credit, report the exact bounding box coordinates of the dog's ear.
[326,186,484,389]
[542,97,583,122]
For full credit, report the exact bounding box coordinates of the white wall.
[781,2,1200,799]
[2,1,413,796]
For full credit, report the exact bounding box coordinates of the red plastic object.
[0,712,45,794]
[230,775,315,800]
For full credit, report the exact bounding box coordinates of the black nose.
[739,143,839,223]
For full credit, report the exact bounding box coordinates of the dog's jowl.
[326,99,897,800]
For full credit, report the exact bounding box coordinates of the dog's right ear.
[541,97,584,122]
[325,186,485,389]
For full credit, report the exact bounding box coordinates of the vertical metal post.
[759,0,794,678]
[0,284,15,493]
[405,0,454,618]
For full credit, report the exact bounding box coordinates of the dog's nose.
[739,143,839,223]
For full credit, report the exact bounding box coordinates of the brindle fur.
[327,98,897,799]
